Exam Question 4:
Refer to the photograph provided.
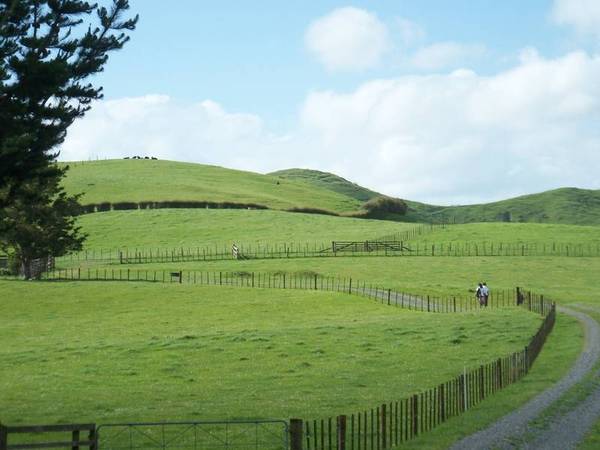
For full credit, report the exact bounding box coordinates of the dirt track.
[448,306,600,450]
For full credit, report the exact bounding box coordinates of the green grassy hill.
[268,169,600,226]
[75,209,413,251]
[269,168,381,202]
[421,187,600,225]
[61,160,361,213]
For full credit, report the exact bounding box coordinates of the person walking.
[481,282,490,307]
[476,282,484,306]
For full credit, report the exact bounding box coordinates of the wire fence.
[54,239,600,266]
[13,270,555,449]
[297,296,555,450]
[97,420,289,450]
[44,268,548,315]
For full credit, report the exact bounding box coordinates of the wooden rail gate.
[0,424,97,450]
[331,241,411,253]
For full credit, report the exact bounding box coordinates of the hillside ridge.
[61,159,600,225]
[270,168,600,226]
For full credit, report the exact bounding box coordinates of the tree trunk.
[21,258,33,280]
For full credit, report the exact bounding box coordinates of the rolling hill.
[269,168,600,226]
[60,160,600,225]
[60,159,361,213]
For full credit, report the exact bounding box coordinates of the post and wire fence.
[54,239,600,266]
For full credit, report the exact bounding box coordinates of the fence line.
[54,240,600,265]
[27,270,555,449]
[44,269,548,315]
[296,299,555,450]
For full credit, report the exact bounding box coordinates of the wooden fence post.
[337,415,346,450]
[0,424,7,450]
[72,430,80,450]
[89,427,97,450]
[290,419,303,450]
[381,404,387,449]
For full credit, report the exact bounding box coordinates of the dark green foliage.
[79,200,270,214]
[286,207,339,216]
[112,201,139,211]
[362,196,408,217]
[139,201,155,210]
[0,0,138,203]
[0,1,137,275]
[0,177,85,278]
[96,202,112,212]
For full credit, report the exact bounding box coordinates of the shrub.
[362,196,408,216]
[286,207,339,216]
[112,201,139,211]
[96,202,112,212]
[138,201,155,210]
[79,204,97,215]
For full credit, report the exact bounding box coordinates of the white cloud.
[61,51,600,205]
[552,0,600,37]
[300,51,600,204]
[305,7,390,71]
[410,41,487,70]
[59,96,294,173]
[396,17,425,47]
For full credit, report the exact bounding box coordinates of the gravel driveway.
[449,306,600,450]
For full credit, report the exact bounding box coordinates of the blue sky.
[64,0,600,204]
[99,1,567,123]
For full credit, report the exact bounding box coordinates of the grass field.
[0,280,544,424]
[73,255,600,308]
[61,160,361,213]
[3,201,599,446]
[74,209,414,250]
[406,222,600,246]
[395,310,582,449]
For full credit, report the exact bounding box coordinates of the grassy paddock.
[408,222,600,246]
[74,209,414,251]
[73,256,600,307]
[0,280,543,424]
[395,312,583,449]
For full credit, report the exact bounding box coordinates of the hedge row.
[80,200,269,214]
[285,207,339,216]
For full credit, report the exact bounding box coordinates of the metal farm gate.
[97,421,289,450]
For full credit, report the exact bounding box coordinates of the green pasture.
[0,280,543,424]
[406,222,600,246]
[61,160,360,213]
[394,311,582,449]
[73,256,600,308]
[74,209,413,250]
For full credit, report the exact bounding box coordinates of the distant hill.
[418,187,600,226]
[61,160,361,213]
[269,168,381,202]
[61,160,600,225]
[269,168,600,226]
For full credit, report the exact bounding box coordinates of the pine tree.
[0,0,137,277]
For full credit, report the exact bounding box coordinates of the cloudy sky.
[61,0,600,205]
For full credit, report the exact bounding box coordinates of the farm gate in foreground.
[0,421,288,450]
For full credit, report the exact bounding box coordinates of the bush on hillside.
[96,202,112,212]
[362,196,408,216]
[112,201,139,211]
[286,207,339,216]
